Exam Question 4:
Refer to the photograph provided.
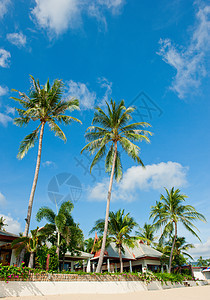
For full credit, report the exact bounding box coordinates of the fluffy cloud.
[88,161,188,202]
[0,113,13,126]
[7,32,27,48]
[65,77,112,110]
[0,49,11,68]
[31,0,81,36]
[0,0,10,19]
[157,5,210,98]
[188,237,210,259]
[0,85,8,96]
[0,214,22,234]
[42,160,56,167]
[31,0,125,36]
[65,80,96,110]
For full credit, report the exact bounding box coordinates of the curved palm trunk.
[118,247,123,273]
[28,252,34,268]
[168,222,177,273]
[24,122,45,236]
[96,142,117,273]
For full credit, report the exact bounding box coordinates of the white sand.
[3,285,210,300]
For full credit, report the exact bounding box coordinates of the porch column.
[71,261,74,272]
[92,263,95,272]
[161,265,164,273]
[115,263,117,272]
[142,260,147,273]
[129,260,133,273]
[87,258,91,273]
[107,259,110,272]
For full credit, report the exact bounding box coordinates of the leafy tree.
[11,227,49,268]
[197,256,209,267]
[135,223,157,245]
[0,217,7,231]
[150,187,206,273]
[12,76,81,237]
[91,209,137,272]
[84,238,94,253]
[36,200,83,258]
[82,99,151,272]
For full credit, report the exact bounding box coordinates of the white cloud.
[88,161,188,202]
[65,77,112,110]
[31,0,125,36]
[0,214,22,234]
[65,80,96,110]
[7,32,27,48]
[98,77,112,106]
[0,0,10,19]
[5,106,15,115]
[0,112,13,126]
[188,237,210,259]
[0,49,11,68]
[42,160,56,167]
[0,85,8,96]
[31,0,80,36]
[0,192,6,206]
[120,161,188,191]
[157,5,210,99]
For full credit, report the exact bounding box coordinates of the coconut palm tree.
[84,238,95,253]
[135,223,157,245]
[82,99,152,272]
[150,187,206,273]
[12,76,81,237]
[90,209,137,272]
[36,200,80,257]
[11,227,49,268]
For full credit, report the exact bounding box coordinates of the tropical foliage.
[36,200,84,258]
[91,209,137,272]
[12,76,81,237]
[82,99,152,272]
[150,187,206,273]
[135,223,157,245]
[0,216,7,231]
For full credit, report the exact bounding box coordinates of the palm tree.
[11,227,49,268]
[12,76,81,237]
[84,238,95,253]
[91,209,137,272]
[150,187,206,273]
[36,200,79,257]
[0,216,7,230]
[135,223,157,245]
[82,99,151,272]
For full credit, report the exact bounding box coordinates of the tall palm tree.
[91,209,137,272]
[150,187,206,273]
[36,200,79,257]
[12,76,81,237]
[82,99,151,272]
[135,223,157,245]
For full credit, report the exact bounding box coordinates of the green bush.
[0,262,30,282]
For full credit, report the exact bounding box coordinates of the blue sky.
[0,0,209,258]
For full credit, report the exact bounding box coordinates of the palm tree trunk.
[96,142,118,273]
[24,122,45,236]
[118,247,123,273]
[168,222,177,273]
[28,252,34,268]
[56,231,60,257]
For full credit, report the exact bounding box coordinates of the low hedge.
[0,263,194,284]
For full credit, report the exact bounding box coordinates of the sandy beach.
[2,285,210,300]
